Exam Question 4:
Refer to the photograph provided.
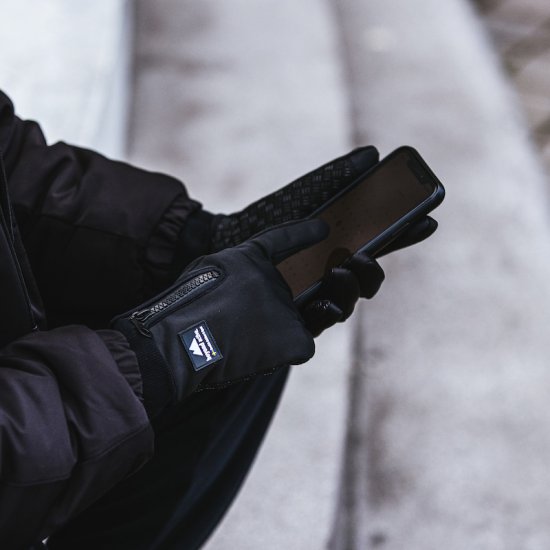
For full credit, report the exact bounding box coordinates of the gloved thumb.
[250,219,329,264]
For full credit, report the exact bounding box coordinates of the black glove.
[113,219,329,420]
[179,146,437,336]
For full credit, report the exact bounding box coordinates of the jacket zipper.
[130,270,220,337]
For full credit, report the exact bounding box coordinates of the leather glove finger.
[249,218,330,265]
[300,266,361,336]
[376,216,438,258]
[344,255,385,299]
[312,267,360,318]
[301,300,344,338]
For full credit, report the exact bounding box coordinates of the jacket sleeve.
[0,90,210,328]
[0,325,154,548]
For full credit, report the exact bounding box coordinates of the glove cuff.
[114,319,176,422]
[174,208,216,273]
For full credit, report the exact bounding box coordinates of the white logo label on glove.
[189,338,203,357]
[179,321,223,371]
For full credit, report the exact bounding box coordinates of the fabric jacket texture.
[0,91,203,548]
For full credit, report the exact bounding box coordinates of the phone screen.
[277,148,441,300]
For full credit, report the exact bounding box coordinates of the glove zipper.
[130,270,220,337]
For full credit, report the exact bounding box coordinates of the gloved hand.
[113,219,328,420]
[179,146,437,337]
[298,211,438,336]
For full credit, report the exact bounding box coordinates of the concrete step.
[473,0,550,172]
[0,0,131,158]
[129,1,355,549]
[333,0,550,547]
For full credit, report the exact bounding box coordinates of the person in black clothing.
[0,89,436,549]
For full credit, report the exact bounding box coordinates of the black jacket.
[0,90,204,548]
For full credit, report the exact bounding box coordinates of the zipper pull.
[130,309,153,338]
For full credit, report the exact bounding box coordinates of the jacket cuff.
[96,329,144,403]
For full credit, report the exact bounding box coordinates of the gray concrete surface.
[331,0,550,548]
[0,0,131,158]
[129,2,353,548]
[473,0,550,170]
[129,0,550,549]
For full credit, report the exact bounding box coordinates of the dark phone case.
[285,146,445,306]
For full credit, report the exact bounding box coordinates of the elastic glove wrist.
[175,208,216,274]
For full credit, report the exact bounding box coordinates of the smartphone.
[277,146,445,305]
